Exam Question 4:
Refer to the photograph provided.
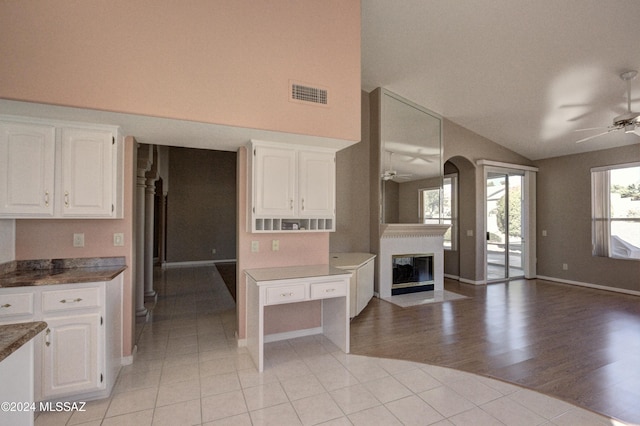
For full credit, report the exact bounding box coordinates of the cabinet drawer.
[310,281,346,300]
[0,293,34,317]
[42,287,100,312]
[265,284,306,305]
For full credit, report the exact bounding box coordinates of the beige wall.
[0,0,361,143]
[15,138,136,356]
[535,145,640,291]
[442,119,535,282]
[166,148,236,263]
[331,92,371,254]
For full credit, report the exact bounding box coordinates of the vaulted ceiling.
[361,0,640,160]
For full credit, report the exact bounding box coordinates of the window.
[591,162,640,260]
[420,174,457,250]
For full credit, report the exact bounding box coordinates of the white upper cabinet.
[254,145,296,217]
[60,128,114,217]
[298,150,336,218]
[249,140,336,232]
[0,117,122,219]
[0,122,56,216]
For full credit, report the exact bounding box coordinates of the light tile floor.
[34,266,626,425]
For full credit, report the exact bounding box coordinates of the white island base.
[245,265,351,372]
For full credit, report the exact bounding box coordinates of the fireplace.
[392,254,434,295]
[377,224,448,299]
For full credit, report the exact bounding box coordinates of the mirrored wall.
[374,88,443,224]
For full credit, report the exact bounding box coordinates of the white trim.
[591,161,640,173]
[444,273,460,280]
[264,327,323,343]
[121,345,137,366]
[459,277,486,285]
[537,275,640,297]
[476,159,539,172]
[164,259,236,268]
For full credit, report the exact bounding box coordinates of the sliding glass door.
[486,171,524,281]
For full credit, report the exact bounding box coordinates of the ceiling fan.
[381,151,412,181]
[576,70,640,144]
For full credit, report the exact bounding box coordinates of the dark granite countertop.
[0,321,47,362]
[0,257,127,288]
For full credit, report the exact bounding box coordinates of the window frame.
[591,161,640,260]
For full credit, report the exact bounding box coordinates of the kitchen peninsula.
[0,257,125,404]
[0,321,47,426]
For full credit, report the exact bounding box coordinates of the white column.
[144,146,159,298]
[136,144,152,317]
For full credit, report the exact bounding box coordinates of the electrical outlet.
[251,241,259,253]
[113,233,124,246]
[211,248,217,254]
[466,230,473,237]
[73,233,85,247]
[272,240,279,251]
[542,230,547,237]
[562,263,568,270]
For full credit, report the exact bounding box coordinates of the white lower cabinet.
[41,314,101,400]
[0,276,122,402]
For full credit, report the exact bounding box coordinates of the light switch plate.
[251,241,259,252]
[113,233,124,246]
[73,233,85,247]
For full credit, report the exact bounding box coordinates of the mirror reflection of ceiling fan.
[576,70,640,144]
[381,151,412,181]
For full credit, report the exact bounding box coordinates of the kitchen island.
[0,321,47,426]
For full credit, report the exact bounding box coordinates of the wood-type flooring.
[349,278,640,424]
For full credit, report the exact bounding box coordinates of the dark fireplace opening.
[392,254,434,295]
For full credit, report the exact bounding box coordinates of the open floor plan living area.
[33,265,637,426]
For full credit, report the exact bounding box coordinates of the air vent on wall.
[290,81,329,106]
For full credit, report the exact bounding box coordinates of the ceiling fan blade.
[575,128,620,144]
[574,126,610,132]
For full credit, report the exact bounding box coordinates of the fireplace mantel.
[380,224,450,238]
[377,224,448,299]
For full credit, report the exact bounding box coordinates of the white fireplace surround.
[378,224,450,298]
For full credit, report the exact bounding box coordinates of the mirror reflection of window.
[419,174,458,250]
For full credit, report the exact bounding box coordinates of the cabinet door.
[254,146,296,217]
[0,122,55,216]
[60,128,114,216]
[298,150,335,217]
[41,314,102,400]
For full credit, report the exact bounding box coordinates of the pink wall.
[16,138,136,356]
[237,147,329,339]
[0,0,361,143]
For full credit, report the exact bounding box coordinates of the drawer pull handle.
[44,190,49,207]
[60,298,83,304]
[45,328,51,347]
[0,303,11,308]
[64,191,70,207]
[280,292,294,297]
[325,288,335,293]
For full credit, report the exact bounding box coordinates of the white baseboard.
[264,327,323,343]
[164,259,236,268]
[459,277,487,285]
[121,345,137,366]
[444,274,460,280]
[536,275,640,297]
